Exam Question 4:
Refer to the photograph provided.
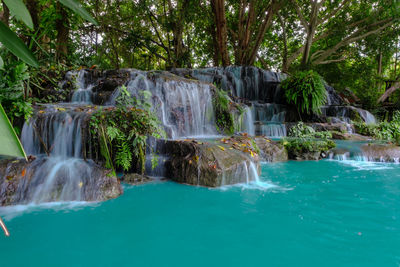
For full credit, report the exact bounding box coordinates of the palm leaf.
[3,0,34,29]
[58,0,98,25]
[0,22,39,67]
[0,103,27,160]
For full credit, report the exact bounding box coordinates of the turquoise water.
[1,159,400,266]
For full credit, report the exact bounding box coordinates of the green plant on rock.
[90,87,165,174]
[282,138,336,159]
[288,122,332,139]
[213,88,234,135]
[282,70,327,116]
[354,111,400,145]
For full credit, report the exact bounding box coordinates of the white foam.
[0,201,98,221]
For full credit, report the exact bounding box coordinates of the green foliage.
[282,70,327,115]
[288,122,332,139]
[0,103,27,160]
[213,89,234,135]
[282,138,336,158]
[354,111,400,145]
[284,121,335,159]
[0,53,32,126]
[90,88,165,173]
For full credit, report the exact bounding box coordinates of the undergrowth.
[90,86,165,174]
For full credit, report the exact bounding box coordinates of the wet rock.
[282,138,335,161]
[0,157,122,206]
[361,144,400,162]
[254,137,288,162]
[165,137,260,187]
[331,131,371,141]
[121,173,153,185]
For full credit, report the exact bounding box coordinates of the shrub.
[282,70,327,116]
[354,111,400,145]
[282,138,335,160]
[288,122,332,139]
[0,53,32,128]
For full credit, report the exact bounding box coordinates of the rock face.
[165,137,261,187]
[361,144,400,162]
[0,157,122,206]
[121,173,153,185]
[254,137,288,162]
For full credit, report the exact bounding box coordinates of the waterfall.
[10,103,119,205]
[356,108,376,124]
[109,70,216,138]
[21,107,89,158]
[71,70,93,104]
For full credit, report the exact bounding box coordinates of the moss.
[282,138,336,160]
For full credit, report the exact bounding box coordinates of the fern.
[282,70,327,116]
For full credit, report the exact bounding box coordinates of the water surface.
[1,159,399,266]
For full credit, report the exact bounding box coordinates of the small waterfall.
[71,70,93,104]
[356,108,376,124]
[321,105,376,126]
[109,71,216,138]
[236,105,255,135]
[8,104,120,205]
[21,107,89,158]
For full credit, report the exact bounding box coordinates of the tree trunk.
[0,0,9,26]
[26,0,39,29]
[377,51,383,75]
[55,2,69,62]
[211,0,230,66]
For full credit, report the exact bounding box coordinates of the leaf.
[3,0,34,29]
[0,22,39,67]
[0,56,3,69]
[217,145,225,151]
[58,0,98,25]
[0,103,27,160]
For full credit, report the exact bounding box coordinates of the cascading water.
[70,70,93,104]
[9,102,119,205]
[109,70,216,139]
[183,66,288,137]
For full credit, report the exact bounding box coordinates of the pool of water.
[1,159,400,266]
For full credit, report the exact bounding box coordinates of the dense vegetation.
[0,0,400,145]
[354,111,400,145]
[0,0,399,110]
[283,122,336,159]
[89,86,165,174]
[282,70,327,116]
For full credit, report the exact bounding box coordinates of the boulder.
[0,157,122,206]
[331,131,370,141]
[121,173,153,185]
[165,136,261,187]
[361,143,400,162]
[254,137,288,162]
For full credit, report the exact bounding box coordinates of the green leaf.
[0,103,27,160]
[0,56,3,69]
[58,0,98,25]
[0,22,39,67]
[3,0,34,29]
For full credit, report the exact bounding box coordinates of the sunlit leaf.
[3,0,34,29]
[0,22,39,67]
[0,103,27,160]
[0,56,3,69]
[58,0,98,25]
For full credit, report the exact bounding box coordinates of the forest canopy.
[0,0,400,109]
